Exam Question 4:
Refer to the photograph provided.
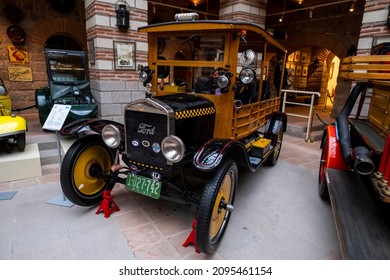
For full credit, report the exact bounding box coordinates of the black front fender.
[264,111,287,144]
[60,118,124,137]
[193,139,249,171]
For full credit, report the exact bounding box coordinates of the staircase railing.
[281,89,321,143]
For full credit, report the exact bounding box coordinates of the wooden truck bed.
[340,55,390,81]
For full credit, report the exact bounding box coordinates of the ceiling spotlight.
[350,1,355,12]
[298,1,303,4]
[280,0,286,22]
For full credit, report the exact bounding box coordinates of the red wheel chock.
[182,219,200,253]
[95,190,120,218]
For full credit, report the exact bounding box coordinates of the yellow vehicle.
[0,78,26,152]
[60,13,287,254]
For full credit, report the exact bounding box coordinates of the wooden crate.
[339,55,390,81]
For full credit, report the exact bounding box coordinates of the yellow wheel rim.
[73,145,111,196]
[210,172,232,239]
[274,128,282,157]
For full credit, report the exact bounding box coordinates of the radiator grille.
[125,110,168,167]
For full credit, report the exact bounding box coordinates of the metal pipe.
[305,94,316,143]
[267,0,354,17]
[286,112,309,119]
[282,89,287,112]
[285,101,311,107]
[148,1,219,17]
[281,89,320,143]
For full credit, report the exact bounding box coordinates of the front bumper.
[0,115,26,138]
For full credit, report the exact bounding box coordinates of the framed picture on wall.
[302,65,308,77]
[88,40,95,65]
[296,64,302,76]
[301,51,307,63]
[113,41,136,70]
[293,51,301,63]
[289,64,296,76]
[288,53,294,62]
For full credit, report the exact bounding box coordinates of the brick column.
[219,0,267,27]
[357,0,390,55]
[84,0,148,122]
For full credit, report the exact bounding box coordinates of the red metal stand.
[182,219,200,253]
[95,190,120,218]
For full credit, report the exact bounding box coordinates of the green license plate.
[125,173,162,199]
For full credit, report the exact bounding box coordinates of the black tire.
[196,159,238,254]
[60,134,114,206]
[318,134,330,200]
[16,133,26,151]
[267,122,284,165]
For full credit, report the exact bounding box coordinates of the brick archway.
[284,32,349,59]
[31,18,87,50]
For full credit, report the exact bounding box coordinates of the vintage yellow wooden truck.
[59,13,287,254]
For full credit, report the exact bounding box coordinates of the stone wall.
[358,0,390,55]
[219,0,267,27]
[84,0,148,122]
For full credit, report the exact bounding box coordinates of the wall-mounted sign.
[7,45,29,64]
[8,66,33,81]
[113,41,136,70]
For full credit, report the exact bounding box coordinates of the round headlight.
[240,49,256,66]
[102,124,121,148]
[161,135,185,163]
[0,86,6,95]
[217,75,230,89]
[239,68,256,84]
[139,71,150,83]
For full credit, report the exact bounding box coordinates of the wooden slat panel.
[339,72,390,80]
[231,98,279,139]
[341,64,390,71]
[341,55,390,81]
[342,55,390,63]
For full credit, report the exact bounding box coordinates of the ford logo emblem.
[152,142,161,153]
[142,140,150,147]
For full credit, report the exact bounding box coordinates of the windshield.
[156,32,226,92]
[47,52,87,83]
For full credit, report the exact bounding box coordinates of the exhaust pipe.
[336,82,375,175]
[353,146,375,175]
